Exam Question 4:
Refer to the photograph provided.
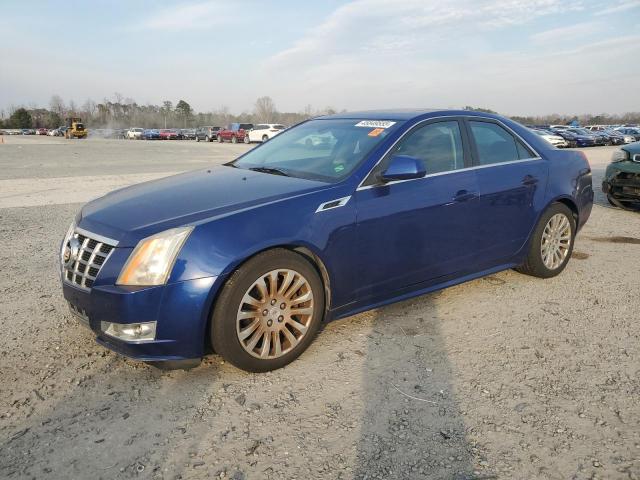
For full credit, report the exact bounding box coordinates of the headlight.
[611,150,629,163]
[116,226,193,286]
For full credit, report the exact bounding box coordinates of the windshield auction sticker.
[355,120,396,129]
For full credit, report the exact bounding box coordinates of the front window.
[388,120,466,175]
[231,119,402,182]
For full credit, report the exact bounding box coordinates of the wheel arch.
[201,243,333,354]
[551,195,579,225]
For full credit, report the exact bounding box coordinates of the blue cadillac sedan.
[61,110,593,372]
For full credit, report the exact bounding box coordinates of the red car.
[217,123,254,143]
[159,129,180,140]
[36,128,48,135]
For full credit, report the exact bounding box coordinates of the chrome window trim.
[356,115,542,191]
[75,226,119,247]
[315,196,351,213]
[356,157,543,190]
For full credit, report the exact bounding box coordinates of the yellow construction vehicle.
[64,117,88,139]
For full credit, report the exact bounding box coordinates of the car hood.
[79,166,331,247]
[623,142,640,155]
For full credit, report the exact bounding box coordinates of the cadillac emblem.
[64,237,81,267]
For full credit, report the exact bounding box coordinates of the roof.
[318,108,503,122]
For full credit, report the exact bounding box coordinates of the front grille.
[63,231,115,291]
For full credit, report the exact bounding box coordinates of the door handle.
[453,190,477,203]
[522,175,539,186]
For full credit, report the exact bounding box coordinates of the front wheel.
[211,249,325,372]
[516,203,576,278]
[244,135,250,144]
[262,135,268,142]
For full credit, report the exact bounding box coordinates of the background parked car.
[529,128,568,148]
[614,127,640,141]
[247,124,286,143]
[599,130,625,146]
[217,123,253,143]
[195,126,221,142]
[36,128,48,135]
[549,128,591,147]
[143,129,161,140]
[126,128,144,140]
[181,128,196,140]
[159,129,181,140]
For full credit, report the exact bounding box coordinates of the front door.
[354,119,480,302]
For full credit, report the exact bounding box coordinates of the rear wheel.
[517,203,575,278]
[211,249,325,372]
[232,135,238,144]
[217,135,223,143]
[262,135,268,142]
[244,135,250,144]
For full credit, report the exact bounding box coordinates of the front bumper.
[602,162,640,203]
[63,276,219,361]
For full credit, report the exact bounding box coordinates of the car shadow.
[351,293,483,480]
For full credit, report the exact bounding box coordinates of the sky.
[1,0,639,116]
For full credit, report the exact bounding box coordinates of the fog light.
[100,321,156,342]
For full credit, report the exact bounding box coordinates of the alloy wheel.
[540,213,571,270]
[236,269,314,359]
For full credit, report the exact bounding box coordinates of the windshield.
[231,118,402,182]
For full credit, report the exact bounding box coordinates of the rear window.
[273,125,286,130]
[239,124,253,130]
[469,121,535,165]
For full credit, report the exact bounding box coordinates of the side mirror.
[380,155,426,182]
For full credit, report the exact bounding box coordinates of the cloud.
[265,0,585,69]
[595,0,640,16]
[531,21,604,45]
[258,0,639,115]
[135,1,226,31]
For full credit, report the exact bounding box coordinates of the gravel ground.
[0,137,638,480]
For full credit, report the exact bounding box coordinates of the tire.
[196,136,200,142]
[262,135,268,143]
[244,135,250,144]
[232,135,238,144]
[217,135,223,143]
[211,249,325,372]
[516,203,576,279]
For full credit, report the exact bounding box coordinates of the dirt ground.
[0,137,638,480]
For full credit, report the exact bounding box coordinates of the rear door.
[465,118,548,265]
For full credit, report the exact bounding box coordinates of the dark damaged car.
[603,142,640,210]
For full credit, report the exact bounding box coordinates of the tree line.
[0,94,339,130]
[2,97,639,130]
[462,106,640,127]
